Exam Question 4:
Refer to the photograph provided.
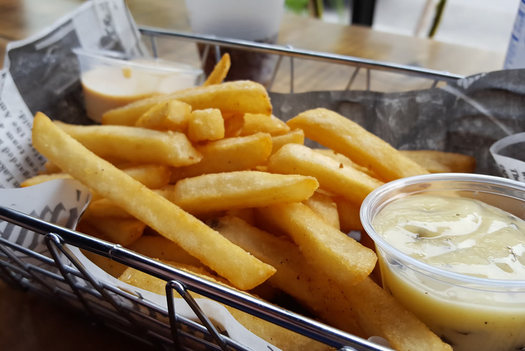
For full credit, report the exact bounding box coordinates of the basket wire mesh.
[0,28,462,351]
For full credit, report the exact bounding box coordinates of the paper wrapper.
[490,132,525,182]
[1,0,524,349]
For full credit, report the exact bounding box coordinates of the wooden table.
[0,0,507,350]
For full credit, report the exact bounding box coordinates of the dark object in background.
[198,39,279,87]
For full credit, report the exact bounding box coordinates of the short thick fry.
[135,99,192,131]
[102,80,272,126]
[32,112,275,290]
[400,149,476,173]
[170,171,319,214]
[268,143,383,204]
[187,108,225,142]
[257,202,377,287]
[203,53,231,86]
[56,121,201,167]
[287,108,428,181]
[169,133,272,182]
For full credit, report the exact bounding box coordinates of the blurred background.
[286,0,521,53]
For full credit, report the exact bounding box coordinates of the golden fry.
[303,190,340,229]
[240,113,290,136]
[55,121,201,167]
[170,171,319,214]
[203,53,231,86]
[257,202,377,287]
[85,198,132,219]
[187,108,225,142]
[127,235,202,267]
[119,262,330,351]
[400,149,476,173]
[287,108,428,181]
[271,128,304,154]
[102,80,272,126]
[82,216,145,246]
[334,197,364,232]
[212,216,451,351]
[21,173,72,187]
[169,133,272,182]
[268,143,383,204]
[135,100,192,131]
[32,112,275,290]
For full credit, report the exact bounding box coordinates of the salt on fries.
[27,60,463,349]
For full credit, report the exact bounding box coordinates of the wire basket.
[0,27,462,351]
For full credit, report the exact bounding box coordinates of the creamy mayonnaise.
[372,194,525,351]
[373,194,525,280]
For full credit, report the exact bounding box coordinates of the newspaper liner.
[0,1,279,350]
[0,0,524,349]
[490,132,525,183]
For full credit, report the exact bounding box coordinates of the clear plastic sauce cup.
[360,173,525,351]
[74,49,202,123]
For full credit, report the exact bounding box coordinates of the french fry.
[55,121,202,167]
[187,108,225,142]
[349,278,452,351]
[20,173,72,187]
[303,190,340,229]
[23,164,170,190]
[271,128,304,154]
[314,148,379,180]
[223,112,245,137]
[169,132,272,183]
[203,53,231,86]
[135,99,192,131]
[82,216,146,246]
[212,216,452,351]
[81,249,128,277]
[268,143,383,204]
[400,149,476,173]
[102,80,272,126]
[85,198,132,219]
[32,112,276,290]
[240,113,290,136]
[40,161,62,174]
[210,215,365,336]
[121,164,171,189]
[127,235,202,267]
[170,171,319,214]
[257,202,377,287]
[287,108,429,181]
[334,197,364,233]
[119,263,330,351]
[77,220,129,277]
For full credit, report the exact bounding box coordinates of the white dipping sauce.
[372,194,525,351]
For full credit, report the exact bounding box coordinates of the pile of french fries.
[25,54,475,351]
